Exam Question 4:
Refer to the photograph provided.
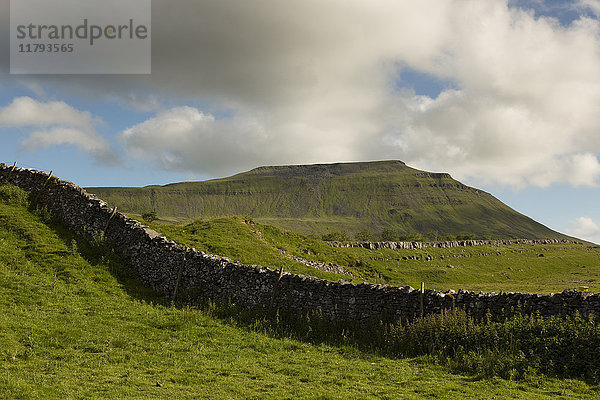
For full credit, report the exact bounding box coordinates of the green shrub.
[355,230,375,241]
[321,231,349,242]
[199,299,600,384]
[398,233,425,241]
[383,310,600,382]
[142,210,158,223]
[381,228,398,241]
[0,184,30,206]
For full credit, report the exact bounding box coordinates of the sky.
[1,0,600,243]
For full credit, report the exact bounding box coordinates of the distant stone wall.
[330,238,580,250]
[279,249,355,277]
[1,163,598,324]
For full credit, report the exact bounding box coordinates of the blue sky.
[1,0,600,243]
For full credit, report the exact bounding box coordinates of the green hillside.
[87,160,571,240]
[150,216,600,294]
[1,186,599,398]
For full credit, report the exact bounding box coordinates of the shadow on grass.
[34,203,169,307]
[36,205,400,359]
[31,201,600,386]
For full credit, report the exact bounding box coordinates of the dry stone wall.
[331,238,580,250]
[1,163,599,324]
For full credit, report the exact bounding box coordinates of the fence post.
[7,162,17,178]
[269,265,285,314]
[172,250,186,303]
[103,207,118,233]
[420,282,425,318]
[31,170,53,207]
[43,171,53,186]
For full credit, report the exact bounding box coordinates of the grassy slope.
[153,217,350,282]
[151,216,600,294]
[87,160,570,240]
[1,190,598,398]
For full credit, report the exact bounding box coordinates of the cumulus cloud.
[0,97,120,164]
[0,96,98,129]
[577,0,600,17]
[22,127,109,154]
[121,106,295,175]
[567,217,600,243]
[382,2,600,187]
[121,102,392,176]
[2,0,600,185]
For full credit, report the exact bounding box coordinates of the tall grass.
[388,310,600,382]
[198,299,600,384]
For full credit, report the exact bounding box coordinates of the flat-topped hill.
[87,160,571,240]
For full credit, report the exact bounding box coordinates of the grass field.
[2,188,600,398]
[151,216,600,294]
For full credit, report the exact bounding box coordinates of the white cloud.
[379,1,600,187]
[0,97,120,164]
[576,0,600,17]
[22,127,110,155]
[566,216,600,243]
[2,1,600,186]
[0,96,97,129]
[121,106,305,175]
[121,101,392,176]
